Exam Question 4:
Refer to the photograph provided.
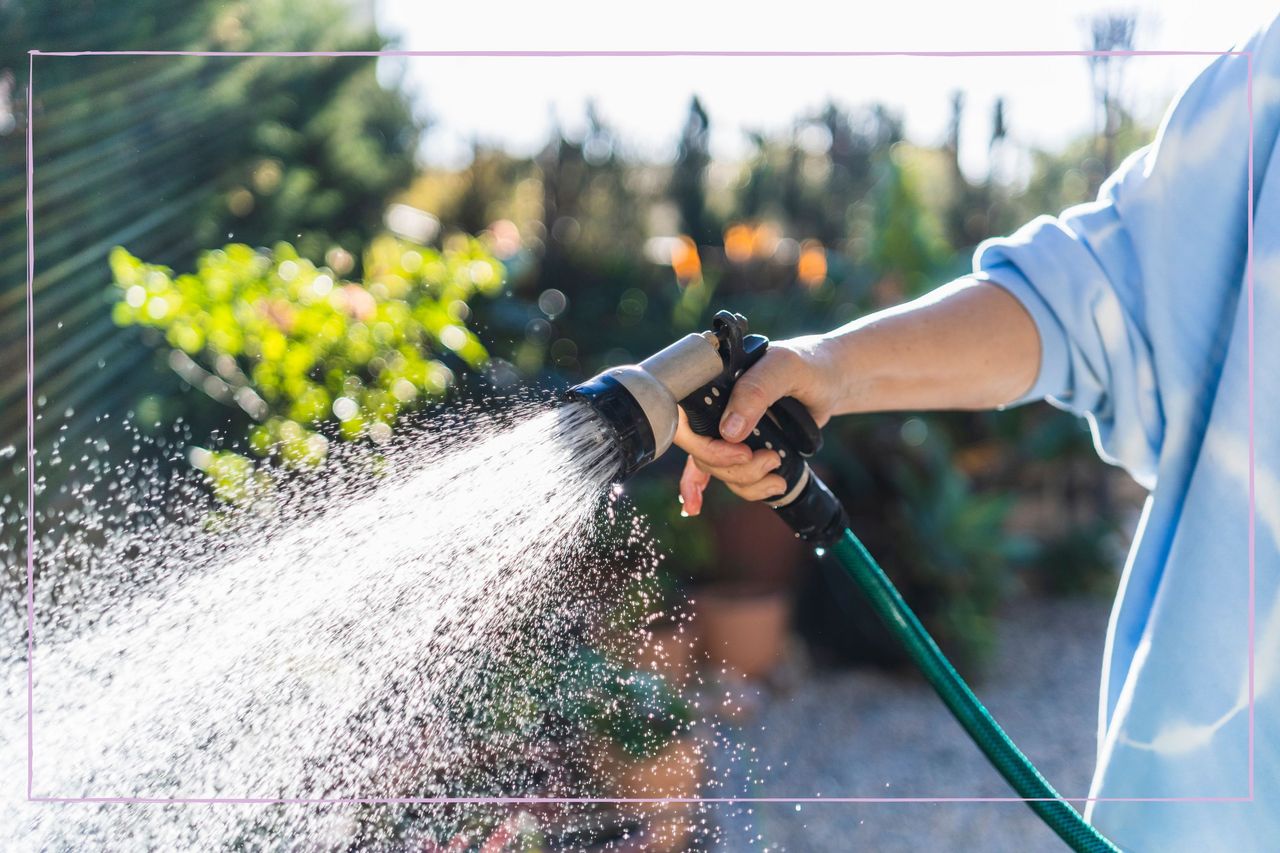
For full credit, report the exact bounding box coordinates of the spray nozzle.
[567,309,848,544]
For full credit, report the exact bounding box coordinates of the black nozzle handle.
[772,472,849,545]
[767,395,823,456]
[679,335,848,545]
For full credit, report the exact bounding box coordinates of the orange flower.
[340,284,377,321]
[671,235,702,284]
[263,299,295,332]
[723,223,753,263]
[751,222,780,259]
[797,240,827,287]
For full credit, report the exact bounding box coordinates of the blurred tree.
[1017,134,1097,219]
[194,1,422,264]
[449,143,528,237]
[823,102,891,236]
[577,102,647,257]
[738,102,902,253]
[525,105,655,375]
[940,90,1007,251]
[984,96,1012,237]
[869,148,947,299]
[945,90,964,171]
[1010,116,1150,228]
[0,0,423,506]
[942,90,972,248]
[1087,12,1139,191]
[990,97,1008,151]
[736,131,772,222]
[669,96,715,246]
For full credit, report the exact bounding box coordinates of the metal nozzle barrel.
[566,332,723,479]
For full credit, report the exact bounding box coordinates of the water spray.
[570,310,1120,853]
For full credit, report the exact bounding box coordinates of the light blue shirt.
[975,14,1279,851]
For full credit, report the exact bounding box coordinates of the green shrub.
[556,647,693,761]
[109,234,503,496]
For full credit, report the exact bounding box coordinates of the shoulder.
[1236,11,1280,66]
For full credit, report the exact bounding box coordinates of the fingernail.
[722,413,745,440]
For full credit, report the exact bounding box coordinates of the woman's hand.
[672,278,1042,515]
[675,335,840,516]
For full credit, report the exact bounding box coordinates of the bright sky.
[375,1,1269,180]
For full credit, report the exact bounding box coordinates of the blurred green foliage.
[193,15,423,261]
[5,7,1157,845]
[15,1,1148,669]
[885,438,1035,669]
[109,235,502,496]
[0,0,423,509]
[412,93,1150,668]
[870,152,951,295]
[555,647,693,761]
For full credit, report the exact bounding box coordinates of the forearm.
[675,276,1042,510]
[818,276,1041,414]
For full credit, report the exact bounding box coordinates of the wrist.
[771,333,844,422]
[812,326,871,415]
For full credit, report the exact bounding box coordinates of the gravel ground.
[709,593,1112,852]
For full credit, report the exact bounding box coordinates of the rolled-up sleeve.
[974,156,1165,488]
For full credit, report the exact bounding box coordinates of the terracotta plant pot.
[603,736,703,853]
[694,583,789,681]
[711,499,805,587]
[630,619,699,689]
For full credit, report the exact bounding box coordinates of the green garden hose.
[827,528,1120,853]
[572,310,1122,851]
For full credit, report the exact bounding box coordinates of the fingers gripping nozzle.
[678,311,848,545]
[567,309,849,545]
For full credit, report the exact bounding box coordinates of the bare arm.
[676,277,1041,514]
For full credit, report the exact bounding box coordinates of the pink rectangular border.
[23,47,1256,807]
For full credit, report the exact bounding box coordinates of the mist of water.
[0,398,760,850]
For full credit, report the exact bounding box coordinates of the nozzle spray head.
[569,310,848,544]
[566,328,723,479]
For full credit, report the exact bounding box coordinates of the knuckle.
[768,346,801,371]
[729,477,769,498]
[711,444,742,464]
[754,477,787,501]
[754,451,781,474]
[709,465,740,484]
[734,378,769,408]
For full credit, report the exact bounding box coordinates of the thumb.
[719,348,798,442]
